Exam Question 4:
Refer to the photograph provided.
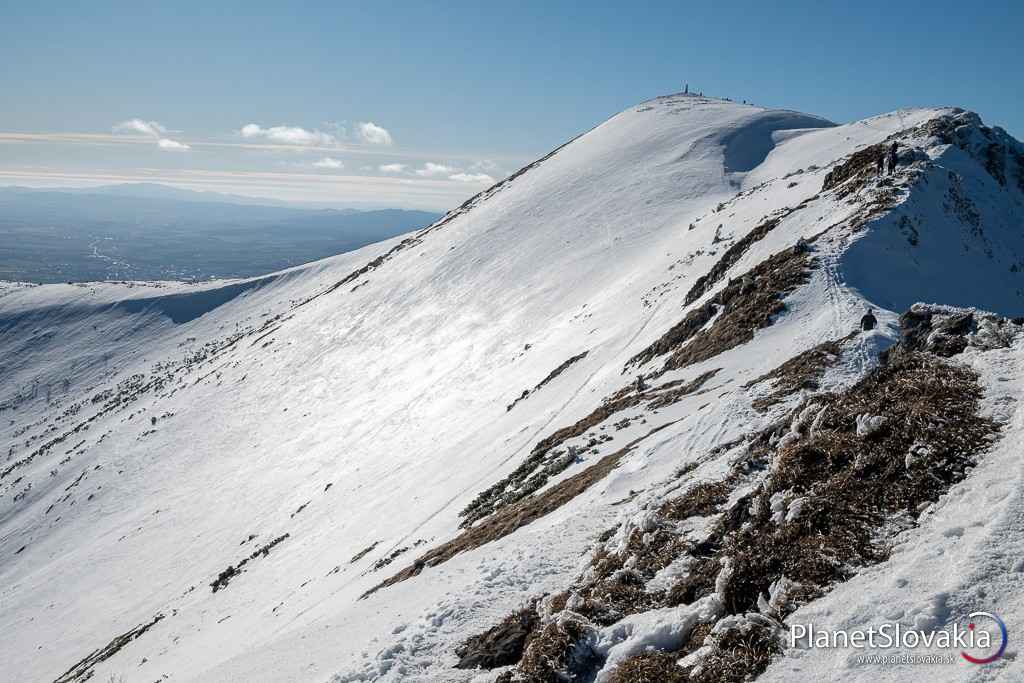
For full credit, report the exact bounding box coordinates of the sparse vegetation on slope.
[743,333,854,410]
[683,202,812,306]
[822,143,889,197]
[460,313,1007,681]
[211,533,290,593]
[460,369,718,527]
[364,420,686,599]
[507,351,588,412]
[630,244,813,374]
[54,613,165,683]
[454,606,540,670]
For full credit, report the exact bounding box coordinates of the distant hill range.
[1,182,363,208]
[0,184,441,282]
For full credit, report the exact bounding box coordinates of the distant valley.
[0,184,440,283]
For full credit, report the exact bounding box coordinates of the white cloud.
[157,138,191,151]
[449,172,495,184]
[113,119,168,137]
[313,157,343,169]
[379,163,407,173]
[240,124,337,147]
[415,162,454,177]
[358,121,393,146]
[113,119,188,151]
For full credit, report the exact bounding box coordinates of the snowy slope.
[1,94,1023,683]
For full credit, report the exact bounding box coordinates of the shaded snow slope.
[1,94,1022,683]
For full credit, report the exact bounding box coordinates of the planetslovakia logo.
[961,611,1008,665]
[791,612,1008,666]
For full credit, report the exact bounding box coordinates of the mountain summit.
[2,95,1023,682]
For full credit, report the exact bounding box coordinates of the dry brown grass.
[678,621,713,658]
[630,246,812,375]
[628,302,719,369]
[462,369,717,527]
[607,651,688,683]
[55,613,165,683]
[516,618,595,681]
[664,248,811,372]
[682,622,781,683]
[507,351,589,412]
[448,295,1002,683]
[573,479,735,625]
[576,567,659,626]
[454,607,540,670]
[645,369,720,410]
[821,142,887,197]
[719,352,998,614]
[684,206,800,306]
[744,334,854,410]
[665,556,720,607]
[659,479,733,520]
[461,392,646,526]
[365,421,683,598]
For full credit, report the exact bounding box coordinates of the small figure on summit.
[887,141,900,175]
[876,151,885,176]
[860,308,878,332]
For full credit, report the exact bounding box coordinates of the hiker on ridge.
[860,308,878,332]
[887,141,899,175]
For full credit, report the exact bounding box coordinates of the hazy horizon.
[2,1,1020,210]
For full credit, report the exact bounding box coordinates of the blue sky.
[1,0,1020,209]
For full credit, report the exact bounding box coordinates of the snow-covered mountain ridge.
[1,94,1023,682]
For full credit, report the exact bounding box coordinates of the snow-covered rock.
[855,413,887,438]
[591,596,724,683]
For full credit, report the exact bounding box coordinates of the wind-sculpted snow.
[719,111,835,173]
[1,94,1023,682]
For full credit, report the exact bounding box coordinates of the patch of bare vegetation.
[364,421,682,599]
[210,533,290,592]
[663,247,812,372]
[55,613,165,683]
[478,337,1003,682]
[461,370,717,527]
[631,245,813,375]
[607,650,687,683]
[679,619,782,681]
[645,369,720,410]
[515,617,596,681]
[822,143,888,197]
[716,353,998,617]
[454,606,540,670]
[627,302,718,369]
[349,540,379,563]
[744,334,854,410]
[507,351,588,412]
[659,479,733,520]
[684,202,812,306]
